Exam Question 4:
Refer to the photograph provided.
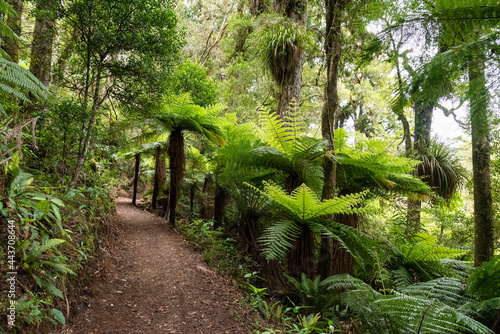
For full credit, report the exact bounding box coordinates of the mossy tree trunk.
[272,0,307,119]
[30,0,57,88]
[469,52,494,266]
[2,0,22,63]
[318,0,351,279]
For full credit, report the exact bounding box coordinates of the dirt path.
[62,197,255,334]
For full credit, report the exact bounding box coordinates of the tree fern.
[323,274,495,334]
[334,129,431,198]
[0,58,49,112]
[254,181,371,277]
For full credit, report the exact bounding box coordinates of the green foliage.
[171,59,218,107]
[253,14,315,83]
[141,94,226,146]
[468,256,500,300]
[178,219,255,281]
[335,129,431,197]
[0,58,49,113]
[323,274,495,334]
[255,181,368,261]
[286,274,339,315]
[234,110,325,193]
[392,233,470,284]
[412,139,469,200]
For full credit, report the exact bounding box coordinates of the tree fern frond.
[0,58,49,102]
[260,220,302,260]
[400,277,475,307]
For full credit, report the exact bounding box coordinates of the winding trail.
[62,197,254,334]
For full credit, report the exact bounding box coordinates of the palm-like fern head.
[243,110,325,192]
[254,181,371,262]
[140,94,226,146]
[335,129,431,198]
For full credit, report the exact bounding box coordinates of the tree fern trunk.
[331,213,358,275]
[152,146,166,211]
[213,179,227,230]
[287,225,316,279]
[199,175,213,219]
[132,153,140,206]
[168,129,185,227]
[406,199,422,235]
[469,52,494,266]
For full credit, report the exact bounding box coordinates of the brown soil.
[61,197,256,334]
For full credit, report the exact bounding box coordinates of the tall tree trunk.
[318,0,351,279]
[406,100,434,235]
[2,0,22,63]
[469,53,494,266]
[272,0,307,119]
[168,129,185,226]
[132,153,140,206]
[30,0,57,88]
[152,146,166,210]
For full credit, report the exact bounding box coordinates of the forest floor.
[60,197,256,334]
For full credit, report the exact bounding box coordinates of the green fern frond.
[260,219,302,260]
[0,58,49,102]
[399,277,475,307]
[260,181,367,221]
[29,239,66,258]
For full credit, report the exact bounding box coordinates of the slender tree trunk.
[70,19,94,186]
[132,153,140,206]
[469,53,494,266]
[152,146,166,210]
[168,129,185,226]
[2,0,22,63]
[318,0,351,279]
[70,65,102,186]
[406,101,434,234]
[30,0,57,88]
